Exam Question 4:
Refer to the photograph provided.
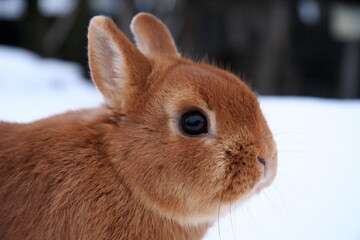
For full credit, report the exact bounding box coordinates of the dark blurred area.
[0,0,359,98]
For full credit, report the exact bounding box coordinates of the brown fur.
[0,13,277,239]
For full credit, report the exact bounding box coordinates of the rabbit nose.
[257,157,266,166]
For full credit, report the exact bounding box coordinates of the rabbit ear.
[88,16,152,108]
[130,13,180,57]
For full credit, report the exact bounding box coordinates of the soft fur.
[0,13,277,240]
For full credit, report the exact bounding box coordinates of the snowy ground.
[1,45,360,240]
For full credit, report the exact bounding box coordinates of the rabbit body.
[0,110,208,239]
[0,13,277,240]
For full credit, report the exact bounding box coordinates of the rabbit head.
[88,13,277,225]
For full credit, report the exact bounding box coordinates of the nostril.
[257,157,266,166]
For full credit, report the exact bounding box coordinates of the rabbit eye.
[180,110,208,136]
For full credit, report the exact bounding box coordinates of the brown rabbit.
[0,13,277,240]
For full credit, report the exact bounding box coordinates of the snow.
[0,45,102,122]
[1,45,360,240]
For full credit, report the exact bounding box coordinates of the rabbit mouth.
[254,170,271,193]
[254,164,277,193]
[254,151,278,193]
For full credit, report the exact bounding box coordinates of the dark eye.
[180,110,208,136]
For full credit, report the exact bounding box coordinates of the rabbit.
[0,13,277,240]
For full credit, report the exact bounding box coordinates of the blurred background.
[0,0,359,98]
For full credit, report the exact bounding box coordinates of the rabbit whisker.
[230,188,237,240]
[217,192,223,240]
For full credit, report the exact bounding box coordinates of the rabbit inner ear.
[130,13,180,57]
[88,16,152,109]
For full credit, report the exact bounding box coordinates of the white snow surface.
[1,45,360,240]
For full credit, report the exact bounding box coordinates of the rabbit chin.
[162,181,263,227]
[170,169,277,226]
